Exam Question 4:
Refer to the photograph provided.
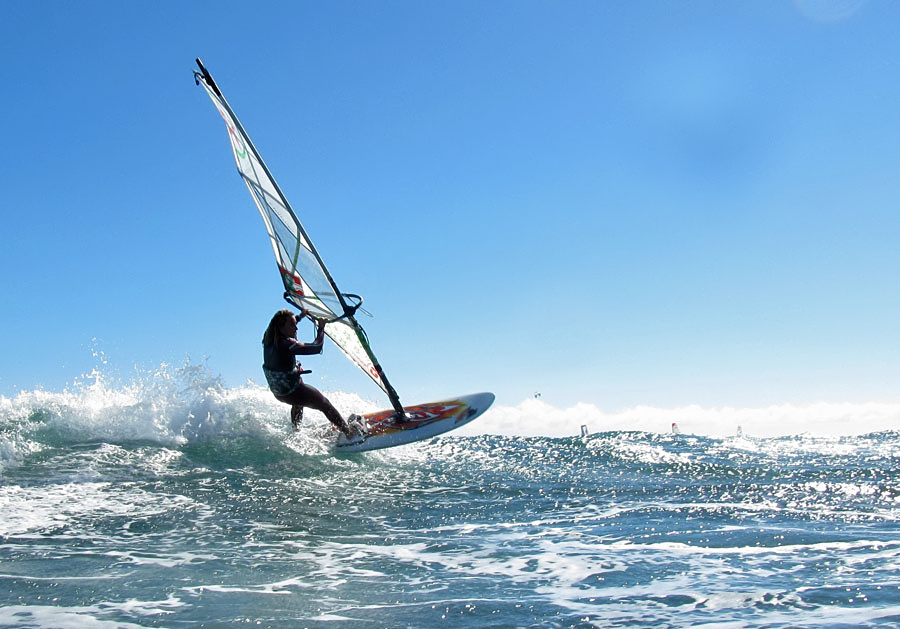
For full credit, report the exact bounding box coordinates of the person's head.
[262,309,298,345]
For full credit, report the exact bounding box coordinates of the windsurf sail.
[193,59,404,416]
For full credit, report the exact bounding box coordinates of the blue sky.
[1,0,898,412]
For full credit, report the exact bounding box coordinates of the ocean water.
[2,366,899,628]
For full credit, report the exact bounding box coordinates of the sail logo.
[279,266,305,296]
[215,105,248,161]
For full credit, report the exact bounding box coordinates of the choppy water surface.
[2,371,899,627]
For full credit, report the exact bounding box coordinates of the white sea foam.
[105,551,217,568]
[0,597,186,628]
[0,481,198,538]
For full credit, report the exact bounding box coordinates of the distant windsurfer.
[262,309,362,438]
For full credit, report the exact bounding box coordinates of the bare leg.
[303,387,351,436]
[290,405,303,431]
[278,384,350,437]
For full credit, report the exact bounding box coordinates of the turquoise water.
[2,368,899,627]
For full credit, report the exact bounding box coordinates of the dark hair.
[262,309,296,346]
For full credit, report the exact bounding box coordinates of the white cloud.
[461,398,900,438]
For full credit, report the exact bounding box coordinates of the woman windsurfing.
[262,309,363,439]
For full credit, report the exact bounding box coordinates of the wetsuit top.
[262,335,323,397]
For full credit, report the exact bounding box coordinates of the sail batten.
[194,59,403,414]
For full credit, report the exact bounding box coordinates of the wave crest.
[0,360,376,472]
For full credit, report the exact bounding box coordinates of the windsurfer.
[262,309,361,438]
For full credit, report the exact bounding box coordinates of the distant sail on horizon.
[193,59,403,415]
